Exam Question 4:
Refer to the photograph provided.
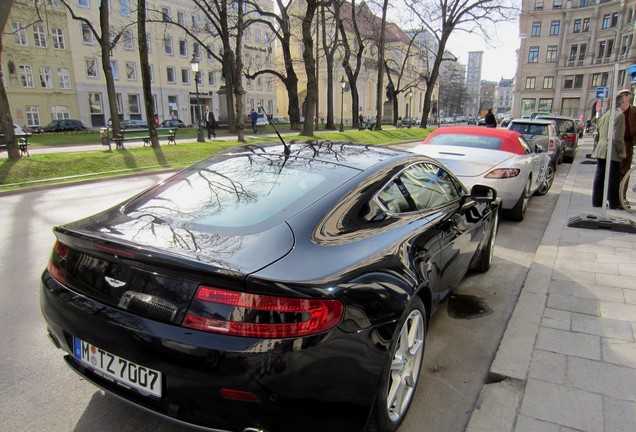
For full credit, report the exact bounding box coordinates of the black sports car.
[40,141,500,432]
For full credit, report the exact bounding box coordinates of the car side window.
[378,163,461,213]
[518,136,533,154]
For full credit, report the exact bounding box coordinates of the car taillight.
[47,240,69,283]
[183,286,344,338]
[484,168,520,179]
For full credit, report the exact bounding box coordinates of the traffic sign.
[596,87,609,99]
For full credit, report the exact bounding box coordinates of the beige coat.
[592,108,626,162]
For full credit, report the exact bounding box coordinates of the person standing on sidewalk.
[484,109,496,128]
[591,92,628,209]
[617,89,636,203]
[250,109,258,134]
[205,106,218,139]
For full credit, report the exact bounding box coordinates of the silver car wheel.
[386,308,425,422]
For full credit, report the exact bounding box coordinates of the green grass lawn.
[1,127,431,190]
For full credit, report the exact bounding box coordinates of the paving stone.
[567,356,636,401]
[553,258,618,274]
[549,280,624,302]
[465,379,522,432]
[520,379,603,432]
[604,397,636,432]
[523,264,553,296]
[536,327,600,360]
[602,340,636,369]
[547,293,600,316]
[551,268,595,283]
[572,313,634,341]
[513,415,560,432]
[599,301,636,322]
[528,350,566,384]
[624,288,636,305]
[541,308,571,331]
[619,263,636,277]
[594,273,635,290]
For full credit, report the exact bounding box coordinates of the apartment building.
[2,0,276,129]
[495,78,514,114]
[513,0,636,120]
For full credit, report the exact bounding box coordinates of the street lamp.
[339,76,346,132]
[407,90,413,128]
[190,55,205,143]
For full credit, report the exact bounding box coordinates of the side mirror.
[470,184,497,203]
[535,145,543,153]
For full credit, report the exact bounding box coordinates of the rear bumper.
[40,271,382,432]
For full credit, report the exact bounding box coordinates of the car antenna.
[258,105,290,156]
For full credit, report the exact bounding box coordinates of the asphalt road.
[0,159,566,432]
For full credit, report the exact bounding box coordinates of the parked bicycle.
[619,163,636,212]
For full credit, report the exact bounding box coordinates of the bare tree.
[137,0,159,147]
[372,0,390,131]
[60,0,124,136]
[320,4,340,130]
[299,0,320,136]
[0,0,19,160]
[405,0,516,127]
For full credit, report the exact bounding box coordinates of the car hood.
[411,144,515,177]
[59,208,295,275]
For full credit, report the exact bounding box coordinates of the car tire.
[506,177,531,222]
[475,208,499,273]
[534,164,554,196]
[368,297,426,432]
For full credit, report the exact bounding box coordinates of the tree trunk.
[300,0,319,137]
[137,0,159,147]
[1,0,21,160]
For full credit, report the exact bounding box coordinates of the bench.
[0,133,30,156]
[110,128,177,150]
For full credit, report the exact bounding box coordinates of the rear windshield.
[124,153,358,232]
[428,133,502,150]
[509,123,548,136]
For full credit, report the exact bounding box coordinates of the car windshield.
[124,153,358,233]
[509,124,548,136]
[428,133,503,150]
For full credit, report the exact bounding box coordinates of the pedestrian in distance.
[484,109,497,128]
[250,109,258,134]
[206,106,218,139]
[591,92,629,209]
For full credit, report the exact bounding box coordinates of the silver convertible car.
[410,126,554,221]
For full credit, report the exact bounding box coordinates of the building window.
[193,42,201,59]
[52,28,65,49]
[89,93,103,114]
[208,71,216,86]
[543,76,554,89]
[534,0,543,10]
[26,105,40,127]
[123,29,134,50]
[78,0,89,7]
[13,22,28,45]
[81,22,94,45]
[580,0,589,5]
[573,19,581,33]
[110,61,119,80]
[546,45,558,62]
[531,22,541,36]
[161,7,170,22]
[177,11,186,25]
[128,94,141,115]
[528,47,539,63]
[33,24,47,48]
[563,75,583,89]
[39,66,53,88]
[561,98,579,118]
[146,32,152,52]
[549,20,560,36]
[58,68,71,89]
[179,39,187,57]
[590,73,609,87]
[583,18,590,33]
[86,58,98,78]
[538,99,553,112]
[125,62,137,81]
[521,99,536,115]
[553,0,561,9]
[181,68,190,84]
[525,77,536,89]
[51,105,70,120]
[611,12,618,27]
[119,0,131,15]
[164,37,173,55]
[19,65,34,88]
[602,14,610,29]
[166,67,176,83]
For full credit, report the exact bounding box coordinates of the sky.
[445,20,521,83]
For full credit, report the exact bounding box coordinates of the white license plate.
[73,336,162,397]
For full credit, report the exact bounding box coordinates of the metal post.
[195,73,205,142]
[339,77,346,132]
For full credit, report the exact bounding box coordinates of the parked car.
[410,126,554,221]
[121,119,148,129]
[255,116,269,126]
[529,111,550,119]
[40,142,500,432]
[535,115,578,163]
[271,116,290,124]
[35,119,86,133]
[13,124,26,135]
[507,118,564,168]
[500,115,513,128]
[159,119,187,128]
[467,117,477,125]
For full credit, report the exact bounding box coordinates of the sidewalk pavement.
[466,136,636,432]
